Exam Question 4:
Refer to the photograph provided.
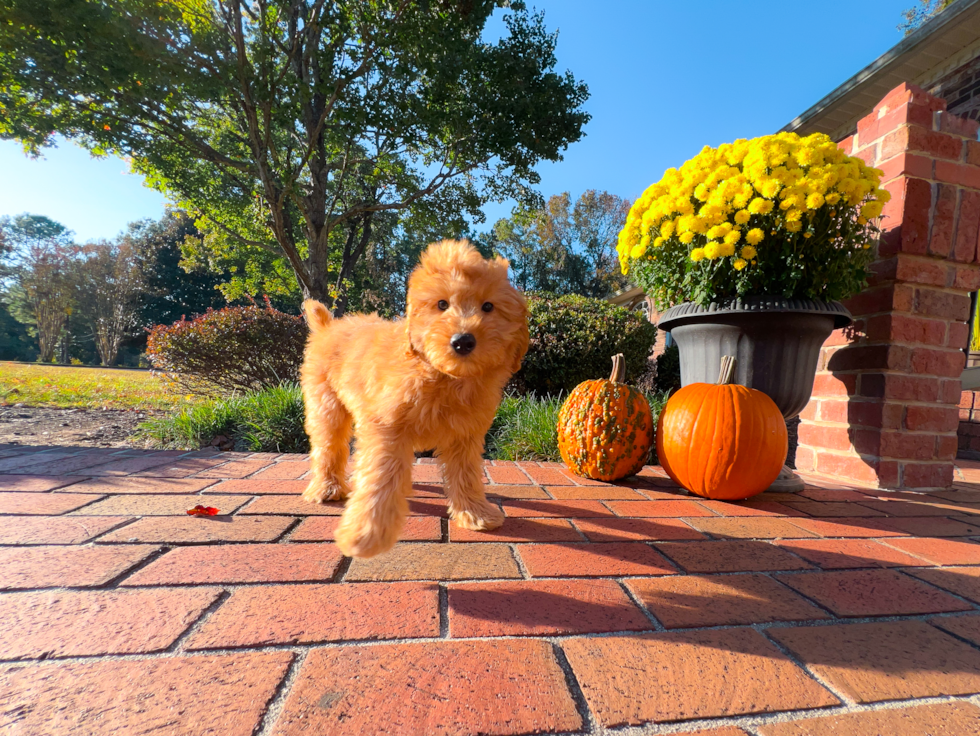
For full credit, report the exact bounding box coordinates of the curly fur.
[301,239,529,558]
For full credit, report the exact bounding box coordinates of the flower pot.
[657,296,852,419]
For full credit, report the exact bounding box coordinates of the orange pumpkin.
[657,356,787,500]
[558,354,655,481]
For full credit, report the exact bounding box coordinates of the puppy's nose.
[451,333,477,356]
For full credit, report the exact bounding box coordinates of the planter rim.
[658,296,852,331]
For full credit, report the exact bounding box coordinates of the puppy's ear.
[509,320,529,374]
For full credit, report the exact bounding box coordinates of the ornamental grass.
[618,132,890,308]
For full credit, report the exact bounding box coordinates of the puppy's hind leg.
[334,426,412,558]
[440,436,504,531]
[302,381,353,504]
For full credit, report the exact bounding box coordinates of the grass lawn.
[0,362,196,411]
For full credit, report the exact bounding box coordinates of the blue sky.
[0,0,914,242]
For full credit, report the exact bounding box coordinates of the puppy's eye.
[437,300,449,311]
[481,302,494,313]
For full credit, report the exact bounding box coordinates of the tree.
[1,0,590,314]
[0,214,78,362]
[899,0,956,35]
[75,240,145,366]
[493,190,630,297]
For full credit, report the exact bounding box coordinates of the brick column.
[796,83,980,492]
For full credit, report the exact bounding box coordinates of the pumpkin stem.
[609,353,626,383]
[717,355,737,385]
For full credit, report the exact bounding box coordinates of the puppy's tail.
[303,300,333,332]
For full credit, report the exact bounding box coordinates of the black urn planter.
[657,297,852,420]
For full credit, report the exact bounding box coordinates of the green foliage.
[0,302,35,361]
[899,0,956,35]
[654,344,682,394]
[493,190,630,298]
[1,0,590,309]
[485,392,563,461]
[138,383,308,453]
[146,303,306,395]
[516,293,657,395]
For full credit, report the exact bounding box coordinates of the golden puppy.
[301,239,529,558]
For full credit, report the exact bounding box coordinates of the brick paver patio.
[2,446,980,734]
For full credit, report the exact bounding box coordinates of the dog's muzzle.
[450,333,477,356]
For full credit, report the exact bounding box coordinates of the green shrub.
[516,292,657,395]
[138,383,308,452]
[654,343,681,394]
[146,302,306,395]
[485,393,563,461]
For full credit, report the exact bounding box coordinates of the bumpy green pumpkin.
[557,354,655,481]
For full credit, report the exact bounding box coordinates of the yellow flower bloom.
[654,236,665,247]
[740,245,757,260]
[786,220,803,233]
[732,258,748,270]
[690,247,706,262]
[746,228,764,245]
[805,192,825,209]
[703,241,722,259]
[734,209,751,225]
[748,197,773,215]
[720,242,736,257]
[785,209,802,222]
[660,221,675,238]
[630,244,647,258]
[679,231,695,244]
[724,230,741,245]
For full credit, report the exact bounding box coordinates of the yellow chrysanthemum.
[630,244,646,259]
[734,209,751,225]
[748,197,773,215]
[786,220,803,233]
[861,201,883,220]
[732,258,748,271]
[654,236,665,247]
[690,247,706,262]
[720,242,736,257]
[740,245,757,260]
[805,192,825,209]
[746,228,764,245]
[679,231,695,244]
[724,230,741,245]
[703,241,722,259]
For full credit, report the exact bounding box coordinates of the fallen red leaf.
[186,505,220,516]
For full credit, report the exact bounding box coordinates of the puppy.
[301,239,529,558]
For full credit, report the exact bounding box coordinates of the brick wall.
[928,55,980,123]
[795,83,980,491]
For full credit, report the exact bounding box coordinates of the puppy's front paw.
[452,502,505,531]
[334,516,401,559]
[302,479,350,504]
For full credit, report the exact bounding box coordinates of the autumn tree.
[0,214,78,362]
[899,0,956,35]
[493,190,630,297]
[1,0,590,314]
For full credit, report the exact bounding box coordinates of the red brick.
[909,566,980,603]
[135,456,227,477]
[604,500,714,517]
[824,344,912,372]
[931,614,980,647]
[883,536,980,564]
[273,640,581,735]
[484,465,532,484]
[521,465,577,485]
[0,651,292,736]
[686,517,818,539]
[756,702,980,736]
[954,265,980,292]
[0,491,104,515]
[774,538,929,569]
[656,540,814,573]
[448,579,650,637]
[204,479,306,495]
[67,477,219,494]
[250,460,309,480]
[942,110,980,138]
[239,495,344,515]
[0,515,131,545]
[450,517,581,542]
[0,450,78,473]
[797,423,855,452]
[0,544,159,589]
[518,542,676,577]
[910,346,966,378]
[345,542,521,581]
[902,461,956,488]
[627,574,829,628]
[877,151,934,184]
[546,485,644,499]
[79,454,185,476]
[914,287,972,320]
[696,500,805,517]
[410,463,443,483]
[781,500,884,517]
[71,493,253,516]
[868,313,947,346]
[777,568,971,616]
[810,373,856,397]
[0,587,220,658]
[98,514,295,544]
[482,483,549,499]
[797,488,873,501]
[769,620,980,702]
[812,453,881,485]
[955,189,980,263]
[186,582,438,649]
[1,453,119,477]
[883,125,961,161]
[877,430,936,461]
[573,517,705,542]
[881,374,941,401]
[194,458,275,478]
[563,628,838,728]
[937,159,980,189]
[288,515,441,542]
[501,498,610,517]
[786,517,904,537]
[0,475,89,492]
